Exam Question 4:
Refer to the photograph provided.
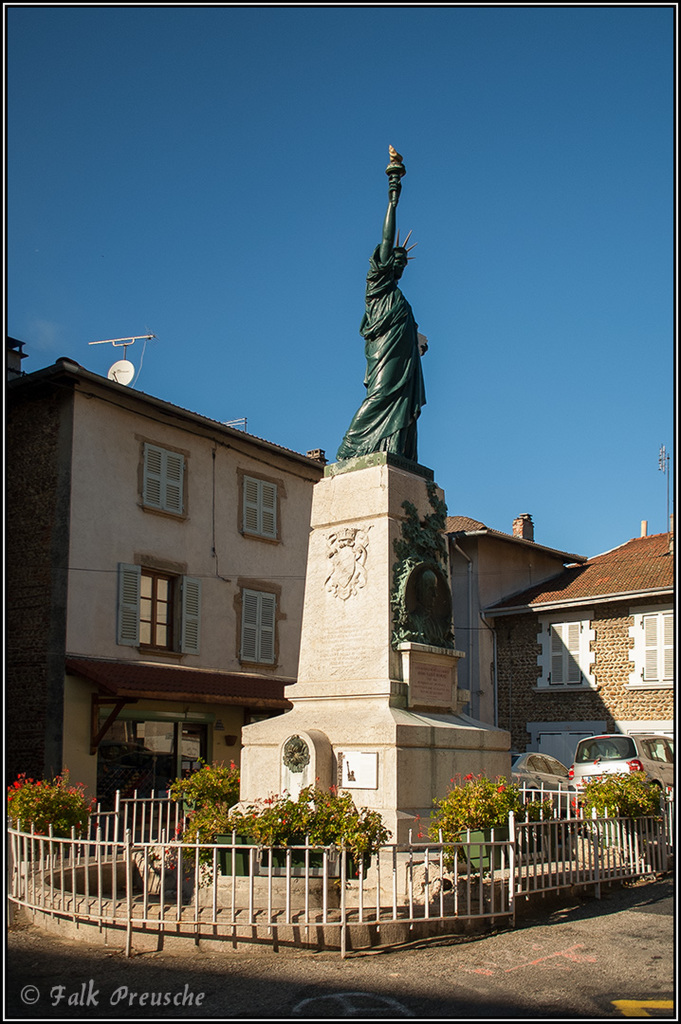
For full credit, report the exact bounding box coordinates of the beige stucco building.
[447,514,586,726]
[7,356,324,800]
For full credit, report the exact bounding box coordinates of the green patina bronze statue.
[336,147,426,463]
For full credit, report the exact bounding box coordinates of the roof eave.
[448,529,587,565]
[484,586,674,617]
[9,359,323,472]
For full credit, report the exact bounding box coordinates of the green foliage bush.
[168,760,240,849]
[428,774,524,841]
[168,759,240,811]
[580,772,662,818]
[175,781,390,862]
[7,771,95,838]
[225,786,391,860]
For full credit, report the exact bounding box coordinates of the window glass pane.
[140,575,152,599]
[139,621,152,645]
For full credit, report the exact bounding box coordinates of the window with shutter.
[240,589,276,664]
[539,615,594,688]
[117,564,200,654]
[642,610,674,682]
[242,476,277,539]
[549,622,582,685]
[142,444,185,515]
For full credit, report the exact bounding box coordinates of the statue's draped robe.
[337,245,426,462]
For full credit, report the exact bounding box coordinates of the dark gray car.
[512,751,572,791]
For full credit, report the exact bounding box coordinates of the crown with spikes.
[395,228,418,260]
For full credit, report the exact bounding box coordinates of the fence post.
[340,844,347,959]
[591,808,601,899]
[508,810,516,924]
[125,828,133,957]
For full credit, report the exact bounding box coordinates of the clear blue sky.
[7,6,674,558]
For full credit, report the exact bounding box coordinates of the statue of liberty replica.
[337,146,426,463]
[238,147,510,846]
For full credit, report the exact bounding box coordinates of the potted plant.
[579,773,663,855]
[428,774,523,872]
[579,773,661,819]
[169,761,247,875]
[223,786,390,877]
[516,797,557,857]
[7,771,95,840]
[169,759,240,814]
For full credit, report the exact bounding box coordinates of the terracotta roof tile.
[445,515,586,563]
[446,515,487,532]
[488,532,674,611]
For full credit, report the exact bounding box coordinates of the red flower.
[464,774,473,781]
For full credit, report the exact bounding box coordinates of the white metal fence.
[8,790,672,957]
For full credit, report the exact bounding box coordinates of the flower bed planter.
[258,847,341,877]
[465,827,510,873]
[215,835,251,877]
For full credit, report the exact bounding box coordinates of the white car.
[569,734,674,794]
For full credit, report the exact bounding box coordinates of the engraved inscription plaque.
[409,661,453,708]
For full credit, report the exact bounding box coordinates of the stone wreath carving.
[282,735,310,774]
[324,526,370,601]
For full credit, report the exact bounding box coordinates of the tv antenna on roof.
[659,443,671,535]
[88,333,156,387]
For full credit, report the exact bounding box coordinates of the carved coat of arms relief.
[324,526,370,600]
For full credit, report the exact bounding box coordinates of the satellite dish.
[108,359,135,386]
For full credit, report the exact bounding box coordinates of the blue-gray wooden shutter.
[143,444,184,513]
[117,563,141,646]
[241,590,276,663]
[180,576,201,654]
[258,592,276,662]
[243,476,277,538]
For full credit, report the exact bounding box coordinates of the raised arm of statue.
[380,145,404,264]
[379,197,398,264]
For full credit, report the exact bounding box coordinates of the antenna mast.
[88,333,156,387]
[658,443,670,534]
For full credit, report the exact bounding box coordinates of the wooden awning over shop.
[66,656,294,710]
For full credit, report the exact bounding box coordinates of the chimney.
[7,337,28,380]
[512,513,534,542]
[640,520,648,537]
[306,448,328,465]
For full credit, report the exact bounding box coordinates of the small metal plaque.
[338,750,379,790]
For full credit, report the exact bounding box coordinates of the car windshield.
[576,737,637,763]
[511,755,523,766]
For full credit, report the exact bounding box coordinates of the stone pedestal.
[239,454,511,843]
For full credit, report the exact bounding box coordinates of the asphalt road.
[5,876,674,1020]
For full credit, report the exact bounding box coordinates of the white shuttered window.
[642,611,674,683]
[550,622,582,685]
[537,614,595,688]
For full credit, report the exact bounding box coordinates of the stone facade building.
[7,356,324,799]
[486,530,674,766]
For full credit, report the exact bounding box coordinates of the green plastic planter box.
[465,826,510,873]
[215,835,250,876]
